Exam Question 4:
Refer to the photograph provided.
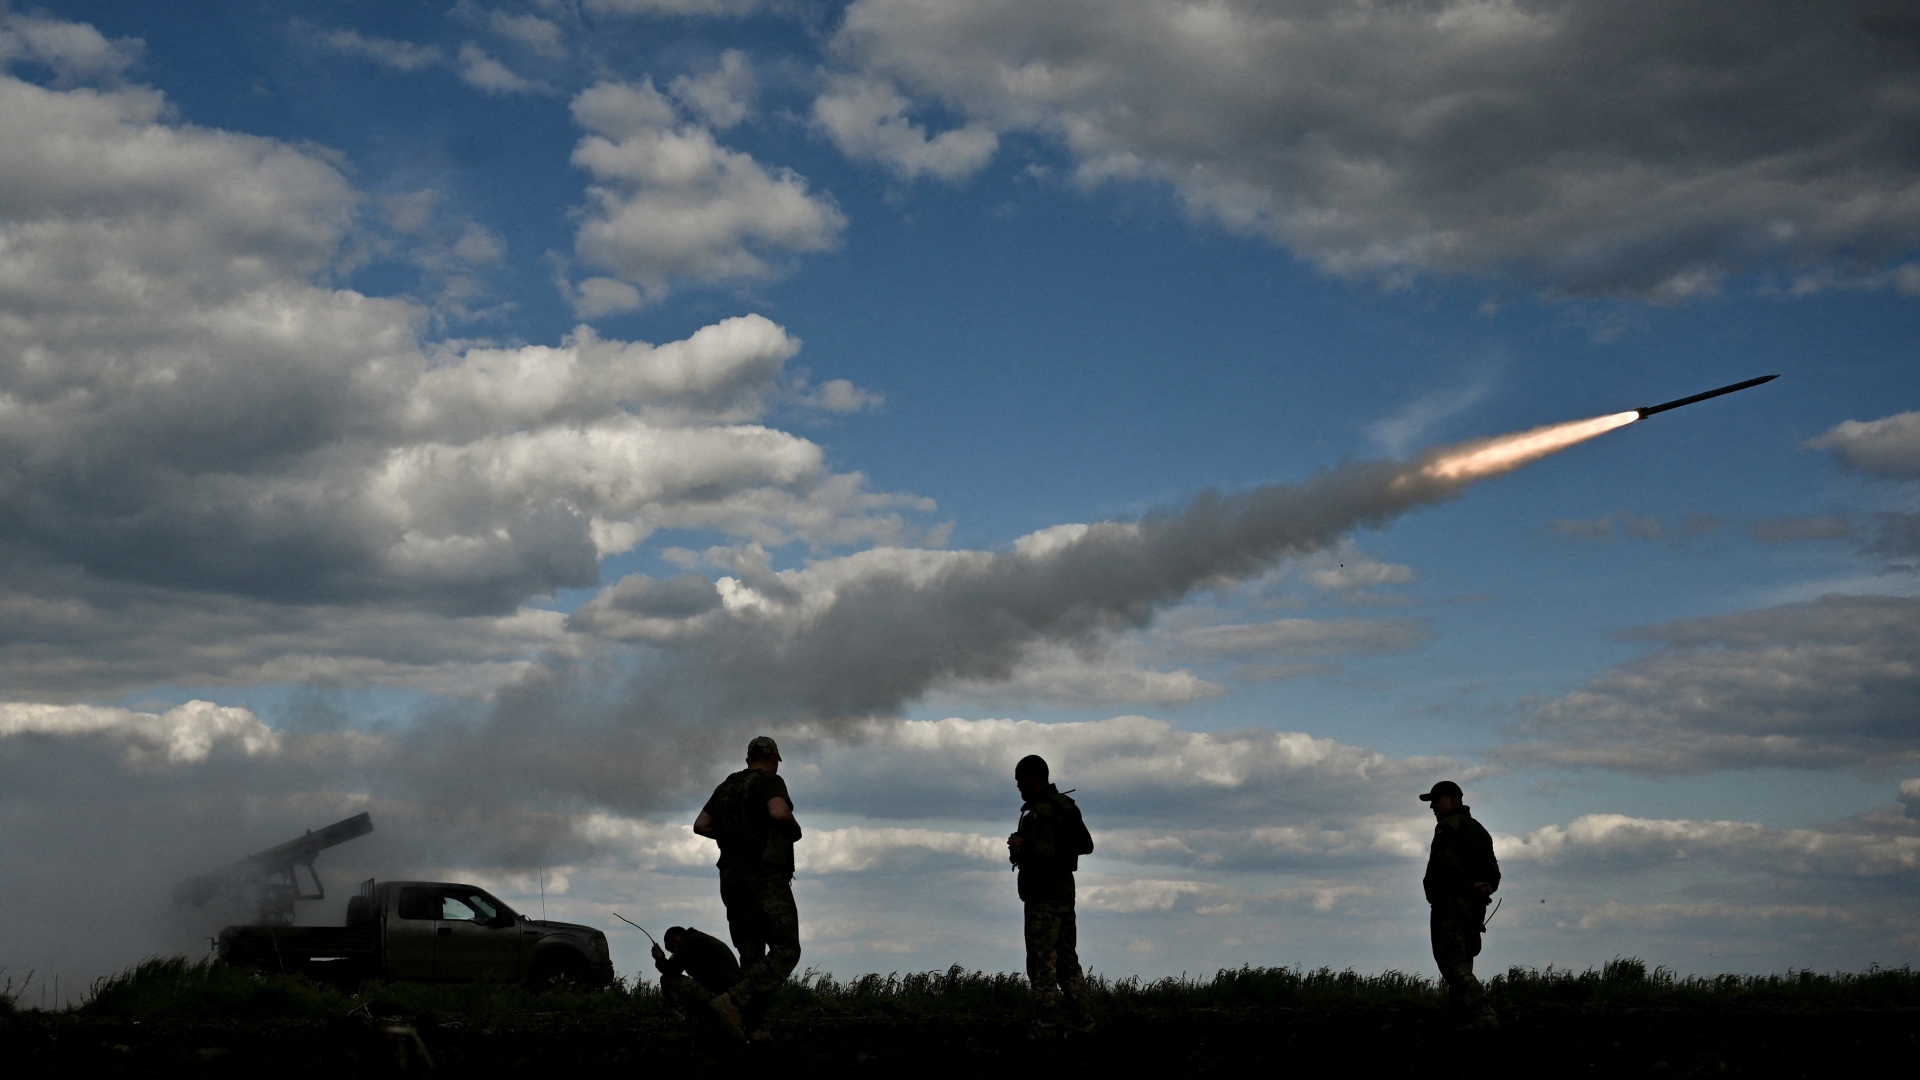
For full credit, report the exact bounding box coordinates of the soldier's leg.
[721,873,769,970]
[1055,902,1090,1025]
[729,876,801,1032]
[1023,902,1064,1021]
[658,973,710,1018]
[1429,903,1486,1007]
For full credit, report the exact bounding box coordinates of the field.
[3,958,1916,1077]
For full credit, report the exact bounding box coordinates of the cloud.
[1810,411,1920,478]
[569,80,846,307]
[670,49,755,129]
[0,701,280,763]
[317,28,444,72]
[490,12,568,59]
[1549,511,1722,543]
[812,76,1000,183]
[0,40,928,703]
[1180,617,1430,657]
[0,11,141,81]
[1502,594,1920,773]
[584,0,765,15]
[828,0,1920,297]
[1749,515,1857,544]
[931,646,1224,707]
[457,43,548,95]
[1498,812,1920,879]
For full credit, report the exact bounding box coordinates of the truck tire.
[527,948,590,990]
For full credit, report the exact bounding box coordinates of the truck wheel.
[528,949,589,990]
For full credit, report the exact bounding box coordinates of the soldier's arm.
[693,809,717,839]
[1471,820,1500,893]
[767,796,802,840]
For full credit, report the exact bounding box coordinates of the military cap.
[747,735,782,761]
[1418,780,1464,802]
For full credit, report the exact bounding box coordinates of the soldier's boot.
[707,992,748,1043]
[1061,974,1095,1035]
[1028,986,1063,1037]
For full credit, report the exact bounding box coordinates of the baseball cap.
[747,735,782,761]
[1418,780,1464,802]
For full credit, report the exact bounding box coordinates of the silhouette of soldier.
[1008,754,1096,1034]
[1420,779,1501,1028]
[652,925,741,1022]
[694,735,802,1042]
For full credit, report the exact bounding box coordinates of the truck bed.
[219,925,378,977]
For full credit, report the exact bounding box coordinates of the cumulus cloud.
[0,11,141,80]
[0,42,924,696]
[827,0,1920,297]
[670,49,755,129]
[1810,411,1920,478]
[1502,594,1920,773]
[569,80,846,307]
[489,12,568,59]
[813,76,1000,182]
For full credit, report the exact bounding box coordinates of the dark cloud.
[829,0,1920,297]
[1501,594,1920,773]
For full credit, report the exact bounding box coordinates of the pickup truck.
[218,879,613,986]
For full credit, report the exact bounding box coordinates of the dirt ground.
[5,1002,1916,1077]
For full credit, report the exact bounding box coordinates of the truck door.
[385,885,441,980]
[433,886,526,981]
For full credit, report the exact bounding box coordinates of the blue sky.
[2,1,1917,991]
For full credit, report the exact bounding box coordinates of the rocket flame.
[1403,411,1641,487]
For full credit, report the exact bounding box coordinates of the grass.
[57,956,1920,1024]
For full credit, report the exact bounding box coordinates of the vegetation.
[56,955,1920,1024]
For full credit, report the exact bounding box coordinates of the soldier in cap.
[1007,754,1096,1034]
[652,926,741,1023]
[693,735,802,1042]
[1419,780,1501,1027]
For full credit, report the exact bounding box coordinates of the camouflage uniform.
[655,926,741,1017]
[1013,785,1090,1027]
[702,765,802,1031]
[1422,804,1501,1013]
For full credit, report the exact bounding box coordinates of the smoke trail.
[573,410,1643,726]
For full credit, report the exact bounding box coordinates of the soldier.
[1007,754,1095,1035]
[652,925,742,1022]
[1420,779,1501,1028]
[693,735,803,1042]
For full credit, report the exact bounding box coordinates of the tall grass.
[65,956,1920,1022]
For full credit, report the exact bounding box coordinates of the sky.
[1,0,1918,997]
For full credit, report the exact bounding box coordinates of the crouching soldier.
[1008,754,1096,1035]
[1420,780,1501,1029]
[653,926,741,1023]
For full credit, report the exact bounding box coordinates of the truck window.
[397,887,439,920]
[441,896,479,921]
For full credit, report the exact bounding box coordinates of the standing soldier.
[1420,779,1501,1028]
[693,736,802,1042]
[1007,754,1095,1035]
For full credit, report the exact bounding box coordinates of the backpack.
[1052,790,1095,869]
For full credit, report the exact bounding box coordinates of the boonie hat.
[1418,780,1464,802]
[747,735,782,761]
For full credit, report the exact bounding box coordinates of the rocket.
[1635,374,1778,418]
